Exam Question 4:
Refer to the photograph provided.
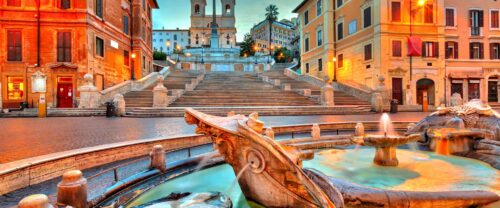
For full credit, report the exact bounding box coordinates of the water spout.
[381,113,390,136]
[226,163,251,196]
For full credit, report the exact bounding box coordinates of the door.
[392,78,403,105]
[417,79,435,105]
[468,80,480,100]
[488,80,498,102]
[57,83,73,108]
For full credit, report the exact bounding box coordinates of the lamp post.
[268,45,274,64]
[131,53,137,80]
[176,45,181,63]
[165,41,171,58]
[201,38,205,64]
[254,45,259,64]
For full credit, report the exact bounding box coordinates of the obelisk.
[210,0,219,48]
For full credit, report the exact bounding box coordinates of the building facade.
[0,0,158,109]
[294,0,500,107]
[152,28,190,54]
[250,19,298,52]
[189,0,237,48]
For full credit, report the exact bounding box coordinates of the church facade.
[190,0,237,49]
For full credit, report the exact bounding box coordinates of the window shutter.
[469,10,473,27]
[479,43,483,59]
[491,43,495,60]
[422,42,426,57]
[478,11,484,27]
[434,42,439,57]
[454,42,459,59]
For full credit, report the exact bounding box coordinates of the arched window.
[225,4,231,14]
[195,4,200,15]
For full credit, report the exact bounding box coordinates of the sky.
[152,0,302,41]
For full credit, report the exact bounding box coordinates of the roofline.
[292,0,309,13]
[153,29,190,32]
[151,0,160,8]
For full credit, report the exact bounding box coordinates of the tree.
[240,33,256,57]
[153,51,167,61]
[265,4,279,58]
[273,47,293,63]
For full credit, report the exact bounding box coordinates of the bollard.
[265,127,275,140]
[311,124,321,140]
[19,194,54,208]
[150,145,167,173]
[57,170,87,208]
[355,123,365,137]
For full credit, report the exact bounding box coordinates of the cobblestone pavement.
[0,112,429,163]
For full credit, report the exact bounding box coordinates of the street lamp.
[165,41,171,57]
[409,0,426,81]
[254,45,259,64]
[131,52,137,80]
[332,57,337,82]
[176,45,181,63]
[201,38,205,64]
[268,45,274,63]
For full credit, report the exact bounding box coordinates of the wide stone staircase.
[262,69,371,106]
[123,70,199,108]
[170,72,319,107]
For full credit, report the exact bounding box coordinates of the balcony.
[470,27,483,36]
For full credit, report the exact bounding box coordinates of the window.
[470,10,484,36]
[60,0,71,9]
[317,29,323,46]
[445,41,458,59]
[490,43,500,59]
[305,37,310,52]
[174,34,178,41]
[469,42,484,59]
[422,42,439,58]
[424,4,433,23]
[7,0,20,6]
[336,0,343,8]
[392,40,402,57]
[7,76,24,100]
[95,37,104,57]
[57,32,71,62]
[391,2,401,22]
[446,8,455,27]
[318,59,323,72]
[364,44,372,61]
[316,0,322,16]
[306,63,310,73]
[491,10,499,29]
[337,22,343,40]
[124,51,130,66]
[338,54,343,68]
[7,31,22,61]
[195,5,201,15]
[95,0,103,18]
[363,7,372,28]
[304,11,309,25]
[226,4,231,14]
[348,20,357,35]
[123,16,129,35]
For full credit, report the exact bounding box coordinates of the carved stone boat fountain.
[184,108,500,208]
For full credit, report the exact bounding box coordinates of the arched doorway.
[488,76,498,102]
[417,78,435,105]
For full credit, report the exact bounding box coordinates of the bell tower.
[191,0,207,16]
[221,0,235,16]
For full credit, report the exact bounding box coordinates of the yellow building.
[294,0,500,107]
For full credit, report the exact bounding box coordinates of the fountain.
[352,113,421,166]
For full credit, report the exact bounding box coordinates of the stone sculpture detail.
[113,94,126,116]
[153,75,169,108]
[78,73,101,108]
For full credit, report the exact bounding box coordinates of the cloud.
[153,0,301,41]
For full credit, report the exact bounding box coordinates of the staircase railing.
[99,67,170,104]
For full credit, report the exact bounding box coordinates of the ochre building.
[0,0,158,109]
[294,0,500,107]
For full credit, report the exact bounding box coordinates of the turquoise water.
[128,148,500,207]
[127,165,260,208]
[303,148,500,193]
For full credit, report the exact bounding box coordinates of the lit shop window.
[7,76,24,100]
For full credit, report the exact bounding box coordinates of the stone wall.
[0,135,211,195]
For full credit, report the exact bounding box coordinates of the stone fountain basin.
[354,134,421,147]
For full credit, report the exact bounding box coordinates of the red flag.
[407,36,422,56]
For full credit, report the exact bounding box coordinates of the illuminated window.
[391,2,401,22]
[424,4,433,23]
[60,0,70,9]
[57,32,71,62]
[7,30,22,61]
[392,40,402,57]
[7,76,24,100]
[7,0,21,7]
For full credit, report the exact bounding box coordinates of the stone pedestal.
[355,123,365,137]
[311,124,321,140]
[273,79,281,87]
[405,88,413,105]
[303,89,311,97]
[113,94,126,116]
[57,170,87,208]
[19,194,54,208]
[265,127,275,140]
[282,84,291,91]
[371,92,384,113]
[150,145,167,173]
[153,76,169,108]
[78,73,101,108]
[450,93,463,106]
[374,146,398,166]
[320,82,335,106]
